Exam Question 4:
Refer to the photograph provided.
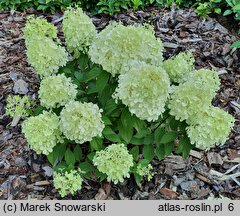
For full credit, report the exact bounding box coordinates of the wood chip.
[207,152,223,165]
[159,188,178,199]
[195,173,212,184]
[34,180,51,186]
[190,150,204,159]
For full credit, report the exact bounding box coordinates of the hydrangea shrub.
[18,7,235,197]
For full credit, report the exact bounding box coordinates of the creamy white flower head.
[23,16,58,44]
[22,111,63,155]
[89,23,163,76]
[113,61,170,121]
[168,82,213,122]
[187,106,235,150]
[185,68,220,98]
[53,169,83,197]
[163,52,195,83]
[39,74,77,109]
[63,6,96,58]
[93,143,134,184]
[26,35,68,77]
[60,101,105,144]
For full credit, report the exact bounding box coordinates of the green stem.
[11,115,21,127]
[153,114,171,133]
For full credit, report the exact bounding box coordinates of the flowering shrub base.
[16,7,235,197]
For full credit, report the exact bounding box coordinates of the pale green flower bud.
[5,95,31,118]
[53,169,83,197]
[163,52,195,83]
[187,106,235,150]
[5,95,32,126]
[22,111,63,155]
[136,164,154,181]
[62,6,97,58]
[93,143,134,184]
[113,61,170,121]
[60,101,105,144]
[39,74,77,109]
[89,23,163,76]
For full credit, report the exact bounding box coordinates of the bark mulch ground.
[0,7,239,200]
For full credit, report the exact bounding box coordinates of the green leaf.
[121,108,133,128]
[233,4,240,11]
[134,128,151,139]
[90,137,104,151]
[102,116,112,125]
[134,173,143,186]
[33,105,44,116]
[143,145,154,161]
[118,121,133,143]
[132,116,146,132]
[86,82,98,94]
[73,145,83,161]
[223,9,233,16]
[74,71,84,81]
[79,162,95,173]
[176,137,192,159]
[99,84,117,107]
[96,70,110,92]
[87,152,96,161]
[160,132,178,144]
[47,144,66,166]
[164,142,174,156]
[168,116,180,130]
[143,134,154,145]
[155,145,165,160]
[64,149,76,165]
[78,54,89,70]
[85,67,101,82]
[130,137,144,145]
[47,152,55,166]
[103,126,122,142]
[154,127,165,145]
[129,146,139,161]
[230,41,240,48]
[214,8,221,14]
[95,170,107,181]
[105,98,118,115]
[54,162,68,172]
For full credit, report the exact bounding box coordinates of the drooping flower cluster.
[113,61,170,121]
[187,106,235,150]
[62,7,96,58]
[163,52,195,83]
[23,17,68,77]
[5,95,31,118]
[22,111,63,155]
[89,23,163,76]
[53,169,83,197]
[39,74,77,109]
[60,101,105,144]
[93,143,134,184]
